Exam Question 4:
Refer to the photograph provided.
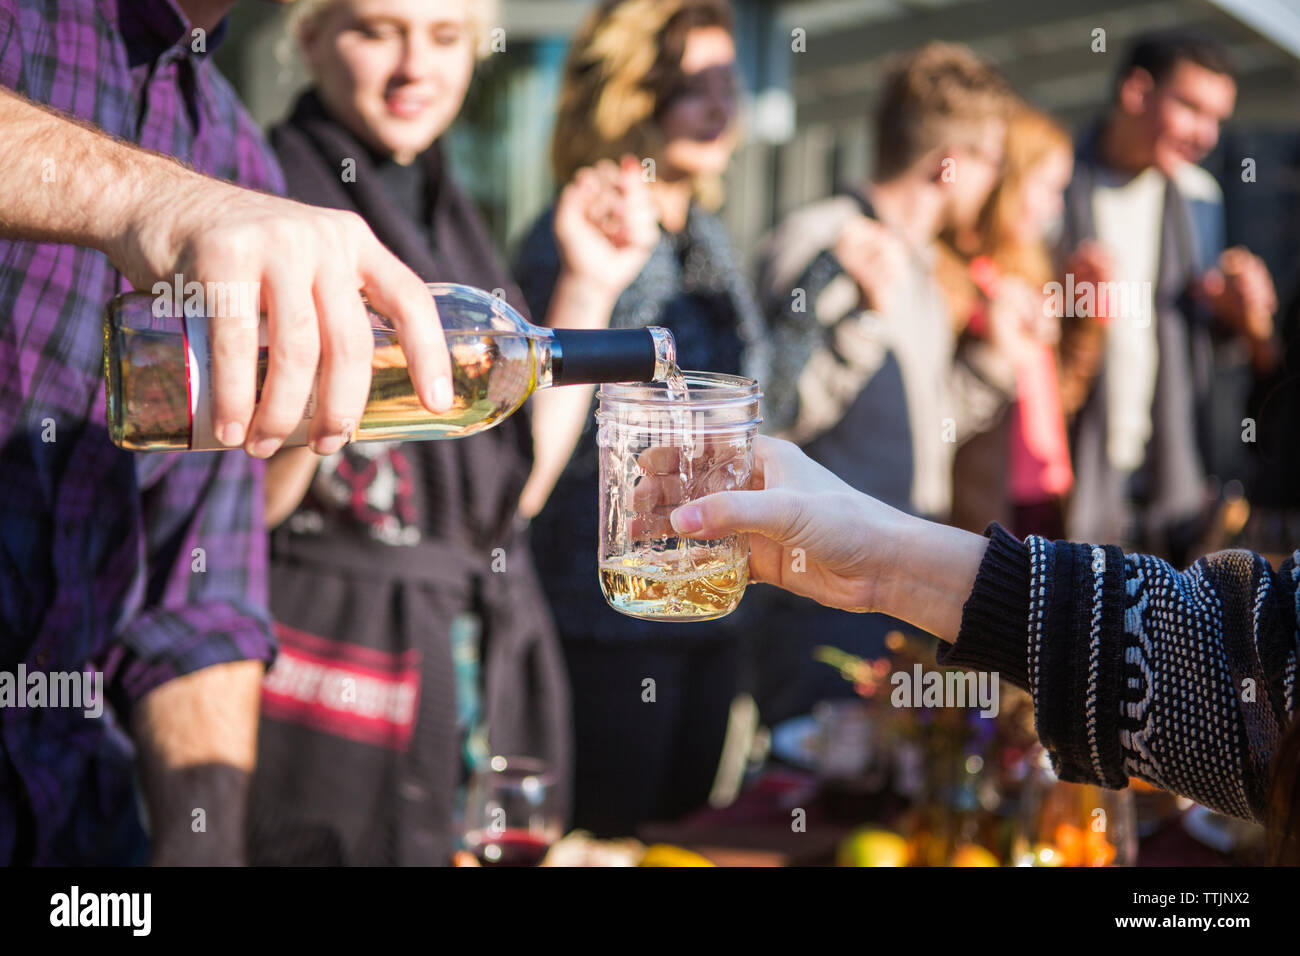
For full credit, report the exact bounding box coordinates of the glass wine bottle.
[104,281,677,452]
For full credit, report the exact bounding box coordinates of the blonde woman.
[512,0,771,837]
[248,0,658,865]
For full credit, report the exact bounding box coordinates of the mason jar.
[595,372,761,622]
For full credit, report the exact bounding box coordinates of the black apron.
[247,91,572,866]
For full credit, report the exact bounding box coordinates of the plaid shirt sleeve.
[103,452,275,706]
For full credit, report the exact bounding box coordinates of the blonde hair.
[875,42,1013,181]
[287,0,500,61]
[550,0,735,208]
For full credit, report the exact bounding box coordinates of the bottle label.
[184,313,313,451]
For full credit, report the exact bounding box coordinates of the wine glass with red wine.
[463,756,561,866]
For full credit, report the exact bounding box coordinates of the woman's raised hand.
[554,155,660,298]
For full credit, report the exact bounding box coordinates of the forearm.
[543,269,620,333]
[132,660,263,865]
[0,86,191,274]
[519,272,618,518]
[520,385,595,518]
[265,446,322,528]
[1245,329,1280,379]
[877,515,990,644]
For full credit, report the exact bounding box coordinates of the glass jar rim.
[598,371,760,408]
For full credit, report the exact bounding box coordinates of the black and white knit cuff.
[938,521,1032,691]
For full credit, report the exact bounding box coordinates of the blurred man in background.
[1061,27,1278,563]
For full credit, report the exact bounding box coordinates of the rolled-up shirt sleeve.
[106,449,275,705]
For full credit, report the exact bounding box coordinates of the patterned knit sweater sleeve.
[941,521,1300,823]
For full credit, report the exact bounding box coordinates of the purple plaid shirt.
[0,0,283,864]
